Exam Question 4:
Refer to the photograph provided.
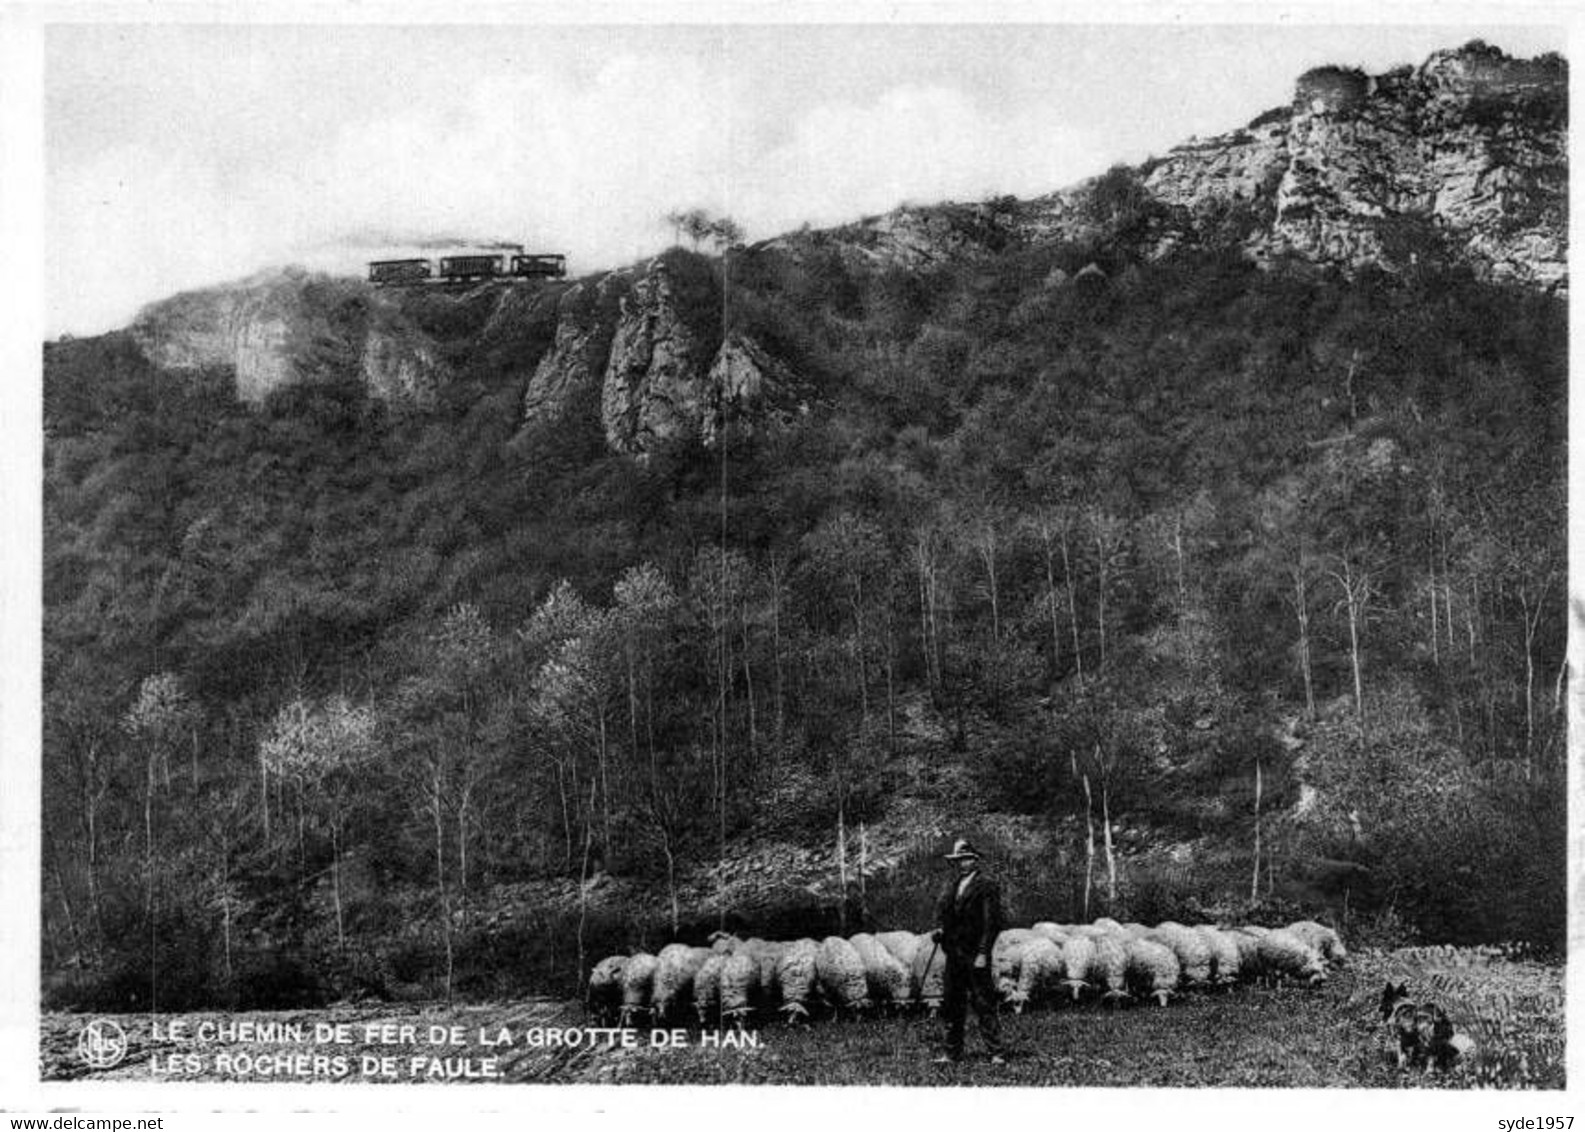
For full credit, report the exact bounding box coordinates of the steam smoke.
[338,229,526,251]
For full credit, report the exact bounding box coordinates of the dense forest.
[41,222,1566,1010]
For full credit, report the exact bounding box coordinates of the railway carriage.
[367,247,566,287]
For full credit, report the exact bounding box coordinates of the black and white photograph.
[2,2,1577,1119]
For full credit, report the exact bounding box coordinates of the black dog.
[1377,979,1412,1021]
[1378,979,1471,1071]
[1379,980,1421,1068]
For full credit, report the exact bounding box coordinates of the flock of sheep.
[587,918,1347,1029]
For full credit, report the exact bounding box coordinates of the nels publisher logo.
[77,1018,128,1069]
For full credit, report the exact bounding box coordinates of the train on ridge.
[368,246,566,287]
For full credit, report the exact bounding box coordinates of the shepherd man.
[928,837,1007,1064]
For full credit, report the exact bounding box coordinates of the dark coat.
[935,871,1003,962]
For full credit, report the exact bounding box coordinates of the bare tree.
[1067,685,1140,913]
[1286,545,1320,721]
[1515,568,1557,776]
[1075,748,1095,918]
[664,208,744,251]
[1087,509,1129,674]
[765,552,791,743]
[259,693,377,949]
[708,216,745,250]
[804,514,887,728]
[1251,755,1264,901]
[123,674,195,917]
[122,672,197,1010]
[46,684,116,956]
[1326,549,1378,746]
[966,503,1006,643]
[913,520,949,694]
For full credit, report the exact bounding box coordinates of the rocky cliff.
[809,41,1566,292]
[130,253,791,455]
[520,273,634,424]
[521,252,790,453]
[122,42,1565,438]
[1143,42,1567,291]
[132,267,454,407]
[600,256,723,453]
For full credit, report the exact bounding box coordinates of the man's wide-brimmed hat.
[943,838,980,861]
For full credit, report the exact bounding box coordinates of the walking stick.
[925,935,941,1014]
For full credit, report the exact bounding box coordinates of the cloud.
[44,23,1573,337]
[737,84,1110,231]
[47,143,278,334]
[338,231,526,251]
[45,47,1109,336]
[48,50,737,333]
[311,52,734,261]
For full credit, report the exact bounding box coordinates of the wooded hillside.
[42,230,1566,1009]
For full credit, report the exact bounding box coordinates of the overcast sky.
[42,18,1567,337]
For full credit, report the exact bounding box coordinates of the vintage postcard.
[3,2,1578,1125]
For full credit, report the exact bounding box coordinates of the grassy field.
[39,947,1562,1088]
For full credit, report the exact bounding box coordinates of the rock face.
[361,308,448,407]
[132,268,451,405]
[599,255,722,453]
[132,269,311,403]
[1237,44,1560,291]
[515,253,793,453]
[521,273,633,424]
[788,200,1019,269]
[127,252,790,455]
[701,331,791,446]
[1118,42,1563,291]
[123,42,1564,441]
[807,42,1567,293]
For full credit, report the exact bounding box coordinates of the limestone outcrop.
[132,268,453,405]
[812,42,1566,293]
[599,256,722,453]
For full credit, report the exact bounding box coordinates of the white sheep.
[692,952,726,1027]
[1227,927,1264,973]
[775,938,820,1021]
[817,935,872,1016]
[850,932,914,1010]
[1007,936,1065,1013]
[652,943,712,1023]
[998,927,1040,947]
[1253,929,1327,985]
[1091,932,1132,1004]
[1125,937,1180,1006]
[992,928,1039,1000]
[1195,925,1242,986]
[1059,933,1097,1000]
[587,955,628,1024]
[1287,920,1348,966]
[620,951,660,1025]
[1092,917,1127,934]
[743,938,788,1007]
[1147,924,1214,987]
[1030,921,1071,945]
[708,930,742,953]
[876,929,923,971]
[911,932,947,1013]
[718,952,760,1026]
